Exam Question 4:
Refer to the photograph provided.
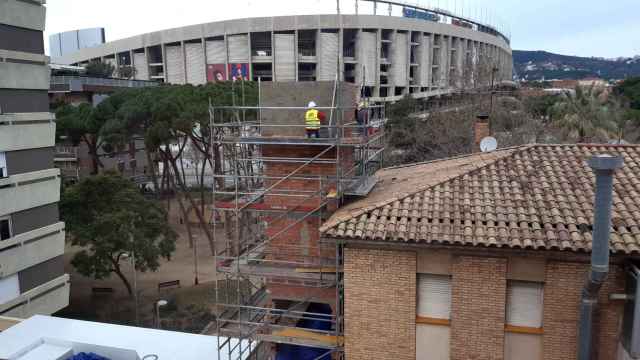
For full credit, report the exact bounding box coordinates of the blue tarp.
[276,303,333,360]
[68,353,110,360]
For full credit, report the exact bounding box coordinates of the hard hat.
[308,101,317,108]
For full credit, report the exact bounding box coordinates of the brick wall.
[450,256,507,360]
[543,261,624,360]
[344,248,416,360]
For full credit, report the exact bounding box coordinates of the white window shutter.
[417,274,451,319]
[506,281,544,328]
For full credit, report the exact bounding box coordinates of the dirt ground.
[59,198,225,331]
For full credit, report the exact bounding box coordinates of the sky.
[45,0,640,58]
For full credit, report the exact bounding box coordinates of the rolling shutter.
[166,45,184,84]
[185,42,205,85]
[506,281,544,328]
[206,39,226,64]
[133,52,148,80]
[357,31,376,86]
[274,34,295,82]
[317,32,338,81]
[391,32,408,86]
[228,34,249,63]
[417,274,451,319]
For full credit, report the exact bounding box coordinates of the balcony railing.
[0,222,65,278]
[0,274,70,318]
[54,146,78,160]
[50,75,160,89]
[0,113,55,152]
[0,169,61,216]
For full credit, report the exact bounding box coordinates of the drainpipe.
[578,154,624,360]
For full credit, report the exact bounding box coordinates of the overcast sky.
[45,0,640,58]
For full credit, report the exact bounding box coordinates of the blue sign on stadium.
[402,7,440,22]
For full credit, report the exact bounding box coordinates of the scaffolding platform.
[211,81,385,359]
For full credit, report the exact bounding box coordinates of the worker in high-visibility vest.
[304,101,326,138]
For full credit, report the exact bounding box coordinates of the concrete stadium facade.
[58,14,513,102]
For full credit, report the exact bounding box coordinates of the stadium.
[56,1,513,102]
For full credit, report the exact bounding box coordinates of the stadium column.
[294,30,299,81]
[201,37,207,83]
[405,30,410,96]
[248,32,253,81]
[161,43,168,83]
[130,50,135,80]
[338,27,344,82]
[373,28,381,98]
[144,46,150,81]
[181,41,187,84]
[224,34,229,80]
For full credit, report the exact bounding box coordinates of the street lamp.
[121,251,139,326]
[156,299,168,329]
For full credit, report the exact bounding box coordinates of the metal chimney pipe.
[578,154,624,360]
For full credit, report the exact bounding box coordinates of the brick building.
[321,144,640,360]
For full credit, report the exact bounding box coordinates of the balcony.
[50,75,160,91]
[0,274,70,318]
[0,222,65,278]
[0,113,55,152]
[0,0,46,31]
[0,169,61,216]
[54,145,78,162]
[0,50,49,90]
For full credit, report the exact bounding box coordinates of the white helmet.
[307,101,317,108]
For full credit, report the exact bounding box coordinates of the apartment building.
[0,0,69,317]
[322,144,640,360]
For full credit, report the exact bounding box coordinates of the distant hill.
[513,50,640,81]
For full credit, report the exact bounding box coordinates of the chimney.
[474,114,490,152]
[577,154,624,360]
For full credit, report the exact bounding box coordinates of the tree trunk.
[168,157,215,256]
[145,150,160,197]
[111,260,133,297]
[171,174,195,249]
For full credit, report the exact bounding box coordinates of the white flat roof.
[0,315,250,360]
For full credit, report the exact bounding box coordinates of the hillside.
[513,50,640,81]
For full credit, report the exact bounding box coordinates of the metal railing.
[50,75,160,89]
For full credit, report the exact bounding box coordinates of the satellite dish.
[480,136,498,153]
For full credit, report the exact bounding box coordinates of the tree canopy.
[61,173,177,296]
[85,60,116,78]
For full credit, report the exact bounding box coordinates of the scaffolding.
[210,90,385,359]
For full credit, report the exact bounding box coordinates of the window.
[0,152,6,178]
[504,281,544,360]
[0,216,11,241]
[506,281,544,329]
[417,274,451,360]
[417,274,451,320]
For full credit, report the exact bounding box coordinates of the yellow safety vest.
[305,109,321,130]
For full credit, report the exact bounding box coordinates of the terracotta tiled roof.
[321,144,640,255]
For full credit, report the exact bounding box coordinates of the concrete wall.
[260,81,358,137]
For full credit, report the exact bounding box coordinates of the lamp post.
[121,250,139,326]
[156,299,168,329]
